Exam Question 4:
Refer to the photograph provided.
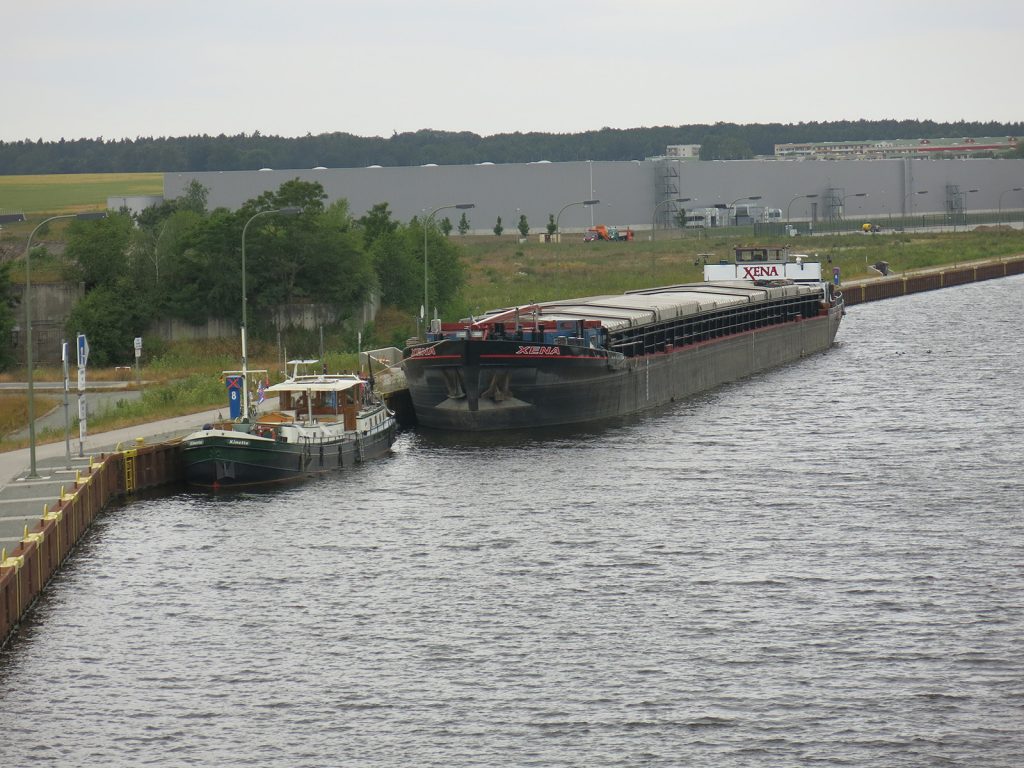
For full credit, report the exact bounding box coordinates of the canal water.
[2,276,1022,767]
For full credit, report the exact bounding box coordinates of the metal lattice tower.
[824,188,844,221]
[654,161,681,230]
[945,184,963,215]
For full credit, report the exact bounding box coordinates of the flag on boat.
[257,379,266,404]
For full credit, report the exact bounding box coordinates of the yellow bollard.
[1,553,24,570]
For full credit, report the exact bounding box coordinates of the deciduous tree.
[0,262,16,371]
[63,212,133,290]
[358,202,398,249]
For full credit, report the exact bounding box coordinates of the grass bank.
[450,227,1024,318]
[0,173,162,215]
[0,394,60,436]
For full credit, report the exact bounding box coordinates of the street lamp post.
[240,206,301,417]
[786,193,818,227]
[424,203,474,333]
[998,187,1023,226]
[841,193,868,230]
[555,199,600,240]
[961,188,978,230]
[728,195,761,226]
[21,212,107,478]
[651,197,691,240]
[841,192,868,216]
[903,190,928,229]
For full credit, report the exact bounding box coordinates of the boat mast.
[240,206,302,420]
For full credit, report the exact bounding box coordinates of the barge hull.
[181,426,394,489]
[406,307,841,431]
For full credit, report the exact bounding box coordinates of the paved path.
[0,403,261,552]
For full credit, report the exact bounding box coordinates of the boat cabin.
[733,245,790,263]
[267,375,368,430]
[704,245,823,284]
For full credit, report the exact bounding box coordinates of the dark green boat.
[182,372,395,490]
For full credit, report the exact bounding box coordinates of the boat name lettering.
[516,346,561,356]
[411,347,437,358]
[228,439,250,446]
[742,265,782,279]
[185,439,204,447]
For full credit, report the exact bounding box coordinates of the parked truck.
[584,224,635,241]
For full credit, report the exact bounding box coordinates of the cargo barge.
[402,246,844,431]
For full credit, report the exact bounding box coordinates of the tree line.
[0,180,465,368]
[2,120,1021,174]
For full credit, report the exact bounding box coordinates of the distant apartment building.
[664,144,701,159]
[774,136,1019,160]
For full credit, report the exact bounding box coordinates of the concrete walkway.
[0,404,245,552]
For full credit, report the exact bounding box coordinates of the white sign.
[134,336,142,351]
[78,393,88,446]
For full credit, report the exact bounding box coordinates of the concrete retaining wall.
[841,257,1024,306]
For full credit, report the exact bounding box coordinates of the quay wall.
[0,441,180,648]
[841,256,1024,306]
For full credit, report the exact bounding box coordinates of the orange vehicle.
[585,224,634,242]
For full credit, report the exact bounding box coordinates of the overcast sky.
[4,0,1021,143]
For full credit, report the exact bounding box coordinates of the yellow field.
[0,172,163,215]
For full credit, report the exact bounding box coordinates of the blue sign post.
[76,332,89,455]
[226,375,243,419]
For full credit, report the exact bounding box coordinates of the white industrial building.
[163,155,1024,234]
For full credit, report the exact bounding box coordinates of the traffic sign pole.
[77,333,88,456]
[62,341,72,469]
[134,336,142,389]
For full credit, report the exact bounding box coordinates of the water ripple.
[1,277,1023,767]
